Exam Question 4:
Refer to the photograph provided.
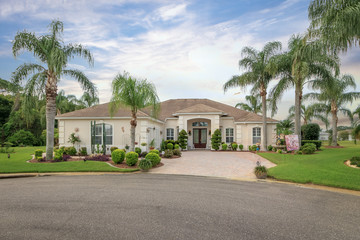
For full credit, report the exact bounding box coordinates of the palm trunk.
[45,75,57,160]
[294,85,302,145]
[331,103,338,146]
[260,84,267,150]
[130,111,137,152]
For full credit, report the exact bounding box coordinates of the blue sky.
[0,0,359,121]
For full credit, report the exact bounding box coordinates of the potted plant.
[125,144,130,151]
[254,161,268,179]
[149,139,155,150]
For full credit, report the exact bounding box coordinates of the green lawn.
[0,147,139,173]
[258,141,360,190]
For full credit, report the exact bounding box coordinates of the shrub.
[301,123,320,140]
[141,151,148,158]
[62,154,71,161]
[267,145,273,151]
[231,143,238,151]
[36,156,43,162]
[174,144,180,149]
[251,145,258,151]
[167,143,174,150]
[79,147,87,156]
[64,146,77,156]
[295,150,303,155]
[277,149,282,154]
[301,143,316,154]
[112,149,125,164]
[54,149,64,161]
[211,129,222,150]
[160,139,166,151]
[8,130,36,146]
[239,144,243,151]
[221,143,228,151]
[149,149,160,155]
[35,149,43,159]
[141,142,147,147]
[173,149,182,156]
[138,159,152,171]
[84,154,109,161]
[248,145,252,151]
[178,129,188,150]
[164,149,174,158]
[110,147,118,153]
[146,153,161,167]
[135,147,142,156]
[254,165,267,174]
[301,140,322,150]
[125,152,138,166]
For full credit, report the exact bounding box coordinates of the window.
[253,127,261,144]
[94,124,113,145]
[225,128,234,143]
[166,128,174,140]
[192,122,208,127]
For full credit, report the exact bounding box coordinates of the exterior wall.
[234,123,277,150]
[59,118,164,154]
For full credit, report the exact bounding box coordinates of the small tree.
[338,131,349,141]
[211,129,222,151]
[301,123,320,140]
[178,129,188,150]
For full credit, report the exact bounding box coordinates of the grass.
[0,147,139,173]
[258,141,360,191]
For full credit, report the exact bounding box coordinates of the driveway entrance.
[150,151,276,179]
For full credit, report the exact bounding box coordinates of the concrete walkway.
[150,151,276,179]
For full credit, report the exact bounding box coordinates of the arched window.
[252,127,261,144]
[94,124,113,145]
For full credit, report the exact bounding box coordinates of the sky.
[0,0,359,122]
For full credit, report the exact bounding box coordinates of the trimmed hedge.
[138,159,152,170]
[301,143,316,154]
[125,152,138,166]
[301,140,322,150]
[112,149,125,164]
[302,123,320,140]
[145,153,161,167]
[149,149,160,155]
[35,149,43,159]
[221,143,228,151]
[167,143,174,150]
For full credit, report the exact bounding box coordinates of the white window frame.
[225,128,234,143]
[252,127,261,144]
[94,123,113,145]
[166,128,174,140]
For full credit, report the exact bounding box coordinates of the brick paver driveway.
[150,151,276,179]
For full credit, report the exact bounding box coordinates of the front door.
[193,128,207,148]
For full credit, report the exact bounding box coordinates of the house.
[56,98,278,153]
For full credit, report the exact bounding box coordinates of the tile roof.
[56,98,278,123]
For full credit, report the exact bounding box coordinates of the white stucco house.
[56,98,278,153]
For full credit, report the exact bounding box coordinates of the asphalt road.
[0,174,359,240]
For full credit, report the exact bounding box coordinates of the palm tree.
[308,0,360,53]
[223,41,281,150]
[288,104,329,128]
[11,20,96,160]
[270,35,338,144]
[109,72,160,152]
[276,119,294,135]
[304,74,360,146]
[80,92,99,108]
[235,95,262,114]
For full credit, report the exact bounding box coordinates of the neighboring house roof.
[56,98,278,123]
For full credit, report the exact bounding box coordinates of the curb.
[0,174,39,179]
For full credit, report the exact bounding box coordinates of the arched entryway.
[187,118,211,149]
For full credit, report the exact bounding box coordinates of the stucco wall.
[235,123,277,149]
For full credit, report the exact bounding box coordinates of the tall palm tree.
[80,92,99,108]
[304,74,360,146]
[270,35,338,144]
[235,95,262,114]
[308,0,360,53]
[109,72,160,152]
[288,104,329,128]
[12,20,96,160]
[223,41,281,150]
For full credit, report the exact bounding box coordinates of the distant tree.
[80,92,99,108]
[235,95,262,114]
[12,20,96,159]
[288,104,329,128]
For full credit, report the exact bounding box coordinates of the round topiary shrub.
[110,147,118,153]
[173,149,182,157]
[149,149,159,155]
[231,143,238,151]
[65,146,77,156]
[174,144,180,149]
[145,152,161,167]
[112,149,125,164]
[167,143,174,150]
[138,159,152,171]
[301,143,316,154]
[239,144,243,151]
[222,143,228,151]
[125,152,139,166]
[135,147,142,156]
[164,149,173,158]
